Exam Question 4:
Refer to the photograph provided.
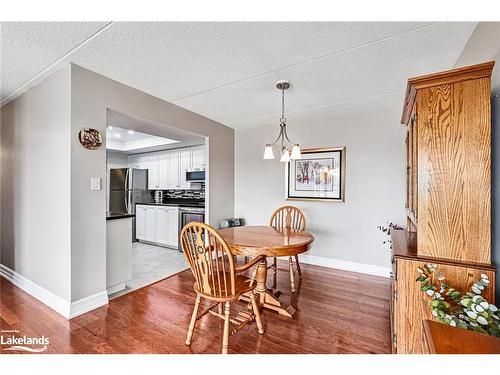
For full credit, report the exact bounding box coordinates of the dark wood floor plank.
[0,262,391,354]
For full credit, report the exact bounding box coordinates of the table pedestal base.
[240,259,296,318]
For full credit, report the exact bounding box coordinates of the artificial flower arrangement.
[416,263,500,337]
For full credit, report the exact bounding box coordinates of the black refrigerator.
[109,168,149,242]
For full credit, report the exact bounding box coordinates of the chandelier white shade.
[263,80,302,162]
[280,149,291,162]
[263,145,275,159]
[291,145,302,159]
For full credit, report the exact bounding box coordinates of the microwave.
[186,169,205,182]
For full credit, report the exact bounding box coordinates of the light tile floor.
[109,241,188,299]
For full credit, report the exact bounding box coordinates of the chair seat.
[194,272,255,301]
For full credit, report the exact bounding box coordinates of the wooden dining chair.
[180,221,265,354]
[269,206,306,293]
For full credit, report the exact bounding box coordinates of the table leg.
[241,258,296,317]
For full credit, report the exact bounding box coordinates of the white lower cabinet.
[136,205,146,240]
[145,206,156,242]
[136,204,178,249]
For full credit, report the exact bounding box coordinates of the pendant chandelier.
[263,80,301,162]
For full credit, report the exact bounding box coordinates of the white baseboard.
[69,291,108,319]
[0,264,108,319]
[106,282,126,296]
[0,263,71,317]
[298,255,391,278]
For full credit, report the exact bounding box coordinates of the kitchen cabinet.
[165,208,179,248]
[167,150,180,189]
[136,204,179,249]
[155,206,168,244]
[129,153,159,189]
[179,148,192,189]
[130,145,205,190]
[191,145,205,169]
[136,205,146,240]
[157,151,169,189]
[145,153,159,190]
[145,206,156,242]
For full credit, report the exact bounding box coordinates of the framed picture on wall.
[285,147,346,202]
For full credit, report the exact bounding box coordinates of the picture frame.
[285,147,346,202]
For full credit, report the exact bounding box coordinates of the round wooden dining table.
[219,225,314,317]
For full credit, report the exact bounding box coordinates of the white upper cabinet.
[145,153,159,190]
[157,151,169,190]
[179,148,192,189]
[191,145,206,169]
[167,150,180,189]
[129,153,158,189]
[131,145,205,190]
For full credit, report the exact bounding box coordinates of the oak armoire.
[390,61,497,354]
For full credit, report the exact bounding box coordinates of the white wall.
[0,65,72,302]
[234,95,406,269]
[70,64,234,302]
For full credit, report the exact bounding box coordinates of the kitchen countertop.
[106,212,136,221]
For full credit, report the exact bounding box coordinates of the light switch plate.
[90,178,101,191]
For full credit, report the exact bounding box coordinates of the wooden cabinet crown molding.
[401,61,495,125]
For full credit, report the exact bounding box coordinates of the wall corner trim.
[298,255,391,278]
[69,291,109,319]
[0,264,108,319]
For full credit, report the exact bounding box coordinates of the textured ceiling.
[0,22,110,98]
[1,22,477,129]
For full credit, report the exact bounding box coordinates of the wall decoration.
[285,147,345,202]
[78,128,103,150]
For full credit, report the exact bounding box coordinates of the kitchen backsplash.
[150,183,205,201]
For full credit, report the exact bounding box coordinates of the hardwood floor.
[0,261,391,354]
